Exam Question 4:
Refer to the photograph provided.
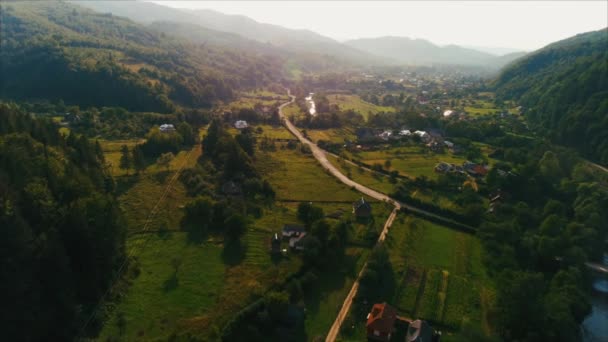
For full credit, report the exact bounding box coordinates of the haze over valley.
[0,1,607,341]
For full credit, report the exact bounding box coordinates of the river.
[305,92,316,116]
[582,254,608,342]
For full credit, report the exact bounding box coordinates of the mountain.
[345,36,525,68]
[463,45,525,56]
[0,1,283,112]
[495,28,608,164]
[75,1,388,68]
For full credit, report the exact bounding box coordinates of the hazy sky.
[151,1,607,51]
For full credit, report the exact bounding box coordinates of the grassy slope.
[100,119,389,339]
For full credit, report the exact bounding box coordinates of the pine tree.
[132,145,146,174]
[119,145,131,175]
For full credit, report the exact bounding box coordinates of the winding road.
[278,90,474,229]
[277,90,470,342]
[279,91,400,208]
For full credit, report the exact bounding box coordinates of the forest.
[495,28,608,164]
[0,103,126,340]
[0,2,283,112]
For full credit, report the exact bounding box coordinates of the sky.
[151,1,607,51]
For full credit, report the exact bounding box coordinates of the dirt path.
[324,208,399,342]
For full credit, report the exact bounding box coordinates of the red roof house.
[366,303,397,341]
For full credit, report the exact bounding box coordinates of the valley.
[0,1,606,342]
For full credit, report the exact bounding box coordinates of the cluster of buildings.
[434,160,489,177]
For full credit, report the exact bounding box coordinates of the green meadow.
[328,94,395,120]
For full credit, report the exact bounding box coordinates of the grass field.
[255,146,373,202]
[327,154,397,195]
[99,233,225,340]
[383,215,493,333]
[282,101,307,121]
[328,94,395,120]
[252,124,296,140]
[354,146,470,180]
[306,127,356,144]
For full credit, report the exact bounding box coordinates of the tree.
[264,291,289,321]
[119,144,131,175]
[224,213,247,241]
[132,145,146,174]
[495,271,545,340]
[157,152,174,171]
[177,122,195,146]
[297,202,324,227]
[384,159,392,170]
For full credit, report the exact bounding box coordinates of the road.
[278,90,475,231]
[279,91,400,208]
[278,90,478,341]
[589,161,608,174]
[586,261,608,274]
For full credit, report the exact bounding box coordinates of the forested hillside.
[0,2,283,112]
[495,28,608,164]
[345,36,526,68]
[76,1,388,69]
[0,103,126,340]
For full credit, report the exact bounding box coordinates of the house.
[366,303,397,341]
[234,120,248,129]
[222,181,242,196]
[435,162,451,173]
[353,197,372,218]
[443,110,454,117]
[406,320,434,342]
[270,233,281,254]
[463,161,488,177]
[282,224,306,238]
[444,141,454,149]
[379,130,392,141]
[428,141,443,153]
[159,124,175,132]
[399,129,412,136]
[289,232,307,251]
[413,130,431,143]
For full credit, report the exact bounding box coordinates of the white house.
[159,124,175,132]
[414,130,431,142]
[399,129,412,136]
[444,141,454,148]
[234,120,248,129]
[443,110,454,117]
[378,130,392,140]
